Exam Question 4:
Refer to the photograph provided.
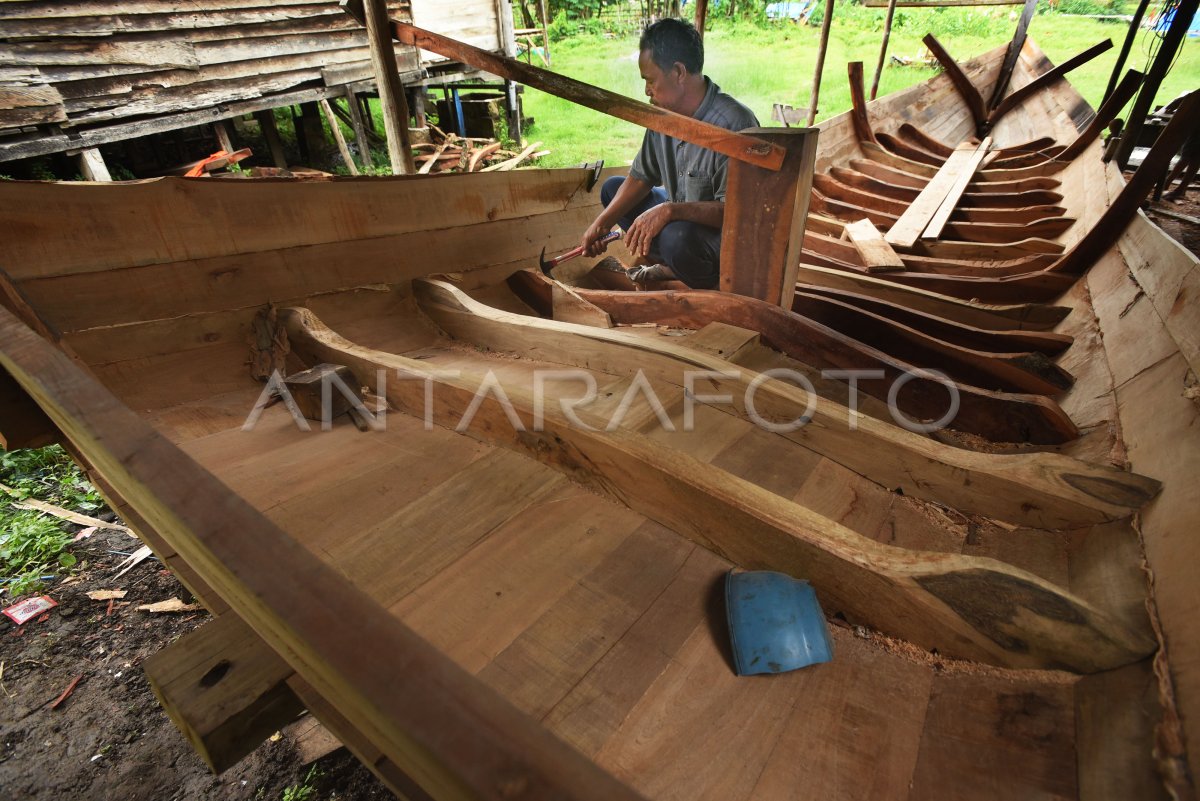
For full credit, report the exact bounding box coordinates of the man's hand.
[581,219,615,258]
[625,203,674,259]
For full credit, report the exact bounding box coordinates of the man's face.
[639,50,686,114]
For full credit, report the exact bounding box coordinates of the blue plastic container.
[725,570,834,676]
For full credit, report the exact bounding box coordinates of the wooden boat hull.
[1,39,1198,801]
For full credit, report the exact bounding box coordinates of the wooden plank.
[281,303,1156,673]
[720,128,818,307]
[0,304,647,801]
[922,136,992,240]
[341,1,786,171]
[885,142,984,248]
[844,218,905,271]
[551,282,613,328]
[76,147,111,181]
[143,613,305,773]
[679,322,760,362]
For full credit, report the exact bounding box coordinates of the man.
[579,18,758,288]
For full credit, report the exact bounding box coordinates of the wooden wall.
[0,0,509,158]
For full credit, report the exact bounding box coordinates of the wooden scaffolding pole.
[807,0,835,126]
[694,0,710,39]
[1103,0,1153,103]
[869,0,897,100]
[1114,0,1199,169]
[319,99,360,175]
[362,0,415,174]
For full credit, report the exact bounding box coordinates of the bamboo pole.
[806,0,835,126]
[362,0,415,174]
[320,99,360,175]
[869,0,897,100]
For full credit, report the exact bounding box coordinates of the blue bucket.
[725,570,834,676]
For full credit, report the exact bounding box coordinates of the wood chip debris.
[112,545,154,580]
[412,130,549,174]
[0,482,136,537]
[136,598,201,614]
[85,590,127,601]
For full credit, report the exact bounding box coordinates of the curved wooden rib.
[427,277,1151,525]
[804,230,1060,277]
[813,174,909,216]
[850,158,1064,197]
[817,173,1067,224]
[939,216,1076,243]
[877,132,943,167]
[789,290,1075,395]
[847,61,876,145]
[832,165,1065,209]
[994,136,1059,156]
[282,301,1155,674]
[987,39,1114,128]
[988,146,1065,169]
[507,271,1077,445]
[896,123,954,158]
[922,34,987,132]
[795,264,1072,331]
[951,205,1068,224]
[850,263,1078,304]
[862,140,939,178]
[797,283,1074,355]
[1056,68,1143,163]
[903,236,1064,259]
[812,187,898,228]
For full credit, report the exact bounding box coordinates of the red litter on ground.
[3,595,58,625]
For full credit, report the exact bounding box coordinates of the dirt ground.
[2,182,1198,801]
[0,525,390,800]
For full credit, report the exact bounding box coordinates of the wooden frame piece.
[720,128,819,307]
[282,299,1155,672]
[848,61,876,144]
[987,0,1039,111]
[0,304,646,801]
[886,140,989,248]
[1056,68,1143,163]
[922,34,987,132]
[987,39,1114,128]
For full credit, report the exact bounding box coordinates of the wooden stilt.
[870,0,897,100]
[296,102,325,166]
[213,120,234,154]
[411,89,427,128]
[362,0,415,174]
[320,99,360,175]
[254,110,288,168]
[806,0,835,126]
[720,128,819,308]
[76,148,111,181]
[343,88,373,168]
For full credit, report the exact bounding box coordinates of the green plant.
[1,445,105,512]
[0,510,76,596]
[281,765,321,801]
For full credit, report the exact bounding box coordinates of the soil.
[0,525,389,800]
[1146,188,1200,257]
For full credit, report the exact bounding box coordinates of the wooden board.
[844,218,906,271]
[886,142,988,248]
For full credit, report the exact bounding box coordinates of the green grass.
[1,445,102,597]
[524,9,1200,168]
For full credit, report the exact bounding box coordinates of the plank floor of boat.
[122,332,1078,800]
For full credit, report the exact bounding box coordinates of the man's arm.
[581,176,653,257]
[624,200,724,259]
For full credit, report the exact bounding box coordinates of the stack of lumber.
[413,127,549,174]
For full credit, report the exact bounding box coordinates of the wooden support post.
[363,0,415,174]
[343,89,372,168]
[411,89,427,128]
[360,95,376,131]
[253,110,288,168]
[320,99,360,175]
[1114,0,1199,169]
[143,614,306,773]
[870,0,897,100]
[213,120,234,154]
[296,102,326,166]
[1103,0,1152,104]
[806,0,835,126]
[694,0,710,38]
[987,0,1039,111]
[720,128,819,308]
[76,148,111,181]
[538,0,551,63]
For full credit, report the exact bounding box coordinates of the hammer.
[539,230,621,275]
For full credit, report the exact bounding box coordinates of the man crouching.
[579,18,759,288]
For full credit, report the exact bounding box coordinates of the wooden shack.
[0,0,516,169]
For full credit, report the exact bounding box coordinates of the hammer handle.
[553,230,620,267]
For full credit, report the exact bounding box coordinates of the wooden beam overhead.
[339,0,786,171]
